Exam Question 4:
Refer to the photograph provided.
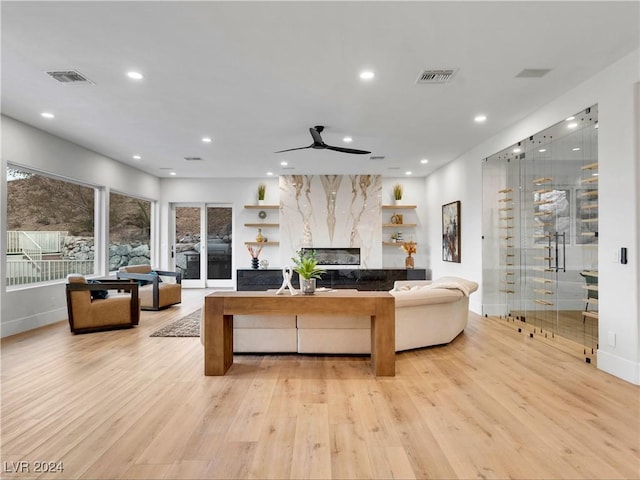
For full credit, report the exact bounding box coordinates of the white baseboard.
[597,349,640,385]
[1,308,67,338]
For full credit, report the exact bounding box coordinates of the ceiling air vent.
[184,157,203,161]
[369,155,385,160]
[46,70,94,84]
[516,68,552,78]
[415,69,457,84]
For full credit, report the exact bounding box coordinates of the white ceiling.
[2,1,638,178]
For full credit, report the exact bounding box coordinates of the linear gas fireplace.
[301,247,360,266]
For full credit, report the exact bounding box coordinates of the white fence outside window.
[5,258,94,287]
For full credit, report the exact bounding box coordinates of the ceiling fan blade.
[325,145,371,155]
[274,145,313,153]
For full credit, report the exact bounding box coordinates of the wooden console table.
[203,290,395,376]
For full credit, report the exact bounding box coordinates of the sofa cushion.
[234,314,296,329]
[235,328,297,353]
[391,286,462,308]
[297,328,370,354]
[431,276,479,296]
[297,314,370,329]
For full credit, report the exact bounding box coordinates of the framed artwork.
[442,201,461,262]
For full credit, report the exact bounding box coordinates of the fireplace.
[301,247,360,266]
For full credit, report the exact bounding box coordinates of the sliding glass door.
[173,204,233,289]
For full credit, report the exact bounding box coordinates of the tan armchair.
[117,265,182,311]
[66,274,140,334]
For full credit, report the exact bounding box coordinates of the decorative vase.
[394,198,402,206]
[256,228,264,243]
[300,278,316,294]
[405,254,414,269]
[251,257,259,269]
[258,199,265,206]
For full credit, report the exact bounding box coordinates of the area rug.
[150,309,201,337]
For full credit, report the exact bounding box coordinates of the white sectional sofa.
[225,276,478,354]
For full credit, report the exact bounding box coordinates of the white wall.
[1,115,160,336]
[425,155,483,313]
[157,176,430,275]
[158,177,281,277]
[424,49,640,384]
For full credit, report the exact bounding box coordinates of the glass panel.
[108,192,151,271]
[482,106,598,362]
[206,206,232,280]
[175,206,202,280]
[6,166,95,286]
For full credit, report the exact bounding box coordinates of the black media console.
[237,268,430,291]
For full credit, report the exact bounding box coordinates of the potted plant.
[257,183,266,205]
[291,249,326,294]
[393,184,403,204]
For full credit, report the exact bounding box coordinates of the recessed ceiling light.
[572,147,581,151]
[359,70,375,80]
[474,114,487,123]
[567,122,578,129]
[280,161,288,166]
[513,148,521,153]
[169,171,176,176]
[202,137,212,143]
[127,71,144,80]
[40,112,55,119]
[132,155,142,160]
[565,116,575,121]
[420,159,429,164]
[266,171,274,176]
[539,149,546,153]
[405,171,413,176]
[343,136,353,143]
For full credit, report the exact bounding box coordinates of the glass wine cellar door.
[482,106,599,363]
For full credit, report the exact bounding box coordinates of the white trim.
[597,349,640,385]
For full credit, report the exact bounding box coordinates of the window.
[109,191,151,271]
[6,166,95,286]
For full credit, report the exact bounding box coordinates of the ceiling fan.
[275,126,371,155]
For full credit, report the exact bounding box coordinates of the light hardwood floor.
[1,289,638,479]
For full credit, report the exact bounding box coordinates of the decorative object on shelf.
[401,241,416,269]
[393,184,403,205]
[256,228,265,243]
[259,259,269,269]
[291,249,326,295]
[246,244,263,269]
[257,183,266,205]
[390,213,403,224]
[390,233,398,243]
[442,200,461,263]
[258,210,267,219]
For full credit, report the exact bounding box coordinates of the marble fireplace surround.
[279,175,382,268]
